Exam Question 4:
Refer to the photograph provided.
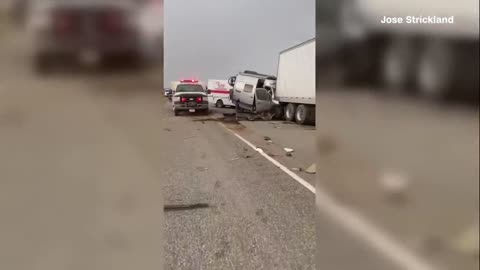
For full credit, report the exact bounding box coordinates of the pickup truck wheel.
[216,100,224,108]
[284,103,297,122]
[174,109,179,116]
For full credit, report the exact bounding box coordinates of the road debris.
[284,148,294,157]
[266,152,278,157]
[230,157,240,161]
[164,128,171,131]
[379,170,409,203]
[291,167,303,172]
[164,203,210,212]
[305,163,316,174]
[196,167,209,172]
[262,136,274,144]
[231,112,275,122]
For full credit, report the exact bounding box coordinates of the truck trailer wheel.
[295,105,314,125]
[416,39,454,100]
[382,37,418,94]
[284,103,297,122]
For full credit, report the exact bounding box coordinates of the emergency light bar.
[180,79,198,83]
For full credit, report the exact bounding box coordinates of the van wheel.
[284,103,297,122]
[216,100,224,108]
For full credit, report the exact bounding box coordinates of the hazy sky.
[164,0,315,87]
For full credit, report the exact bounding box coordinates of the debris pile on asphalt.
[222,112,275,122]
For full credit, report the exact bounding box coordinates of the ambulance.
[206,79,234,108]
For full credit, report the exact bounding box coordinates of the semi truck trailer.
[275,38,316,125]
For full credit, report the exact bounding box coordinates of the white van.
[228,71,276,113]
[206,80,234,108]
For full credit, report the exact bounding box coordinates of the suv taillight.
[196,97,202,102]
[180,97,188,103]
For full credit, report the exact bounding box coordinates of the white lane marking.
[219,122,438,270]
[219,123,315,193]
